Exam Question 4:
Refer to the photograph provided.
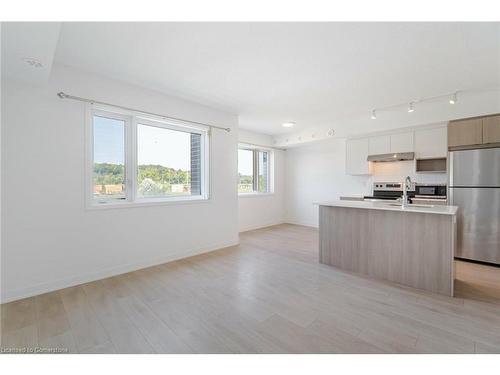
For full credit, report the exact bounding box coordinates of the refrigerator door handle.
[448,151,453,204]
[448,150,453,187]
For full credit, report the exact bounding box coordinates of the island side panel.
[319,205,365,272]
[401,212,453,296]
[319,205,454,296]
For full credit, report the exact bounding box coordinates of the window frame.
[237,144,273,196]
[86,105,210,209]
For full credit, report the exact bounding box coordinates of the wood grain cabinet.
[448,114,500,149]
[483,115,500,144]
[448,118,483,148]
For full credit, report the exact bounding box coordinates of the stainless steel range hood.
[367,152,415,162]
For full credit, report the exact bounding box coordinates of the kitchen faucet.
[401,176,412,207]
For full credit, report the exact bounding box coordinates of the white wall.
[1,64,239,303]
[238,129,285,232]
[285,135,448,228]
[285,138,368,227]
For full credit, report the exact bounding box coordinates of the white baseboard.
[284,219,318,229]
[0,239,239,304]
[238,220,285,233]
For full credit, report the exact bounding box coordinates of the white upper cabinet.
[368,135,390,155]
[414,127,447,158]
[390,132,414,153]
[346,126,446,175]
[346,138,371,175]
[368,132,413,154]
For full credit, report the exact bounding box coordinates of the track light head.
[408,102,415,113]
[371,110,377,120]
[449,92,457,104]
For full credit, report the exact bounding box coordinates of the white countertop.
[315,200,458,215]
[339,195,365,201]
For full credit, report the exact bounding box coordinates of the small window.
[238,146,272,194]
[88,108,209,207]
[93,115,126,203]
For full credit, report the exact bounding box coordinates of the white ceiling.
[1,22,61,85]
[3,22,500,136]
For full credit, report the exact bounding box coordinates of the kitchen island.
[317,200,458,296]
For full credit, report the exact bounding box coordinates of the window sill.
[238,192,275,198]
[86,196,211,210]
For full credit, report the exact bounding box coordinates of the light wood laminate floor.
[1,224,500,353]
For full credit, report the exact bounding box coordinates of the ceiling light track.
[369,86,499,120]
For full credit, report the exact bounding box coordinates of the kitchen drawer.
[411,198,447,206]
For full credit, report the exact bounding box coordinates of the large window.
[238,146,271,194]
[90,108,208,207]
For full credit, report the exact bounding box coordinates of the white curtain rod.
[57,92,231,133]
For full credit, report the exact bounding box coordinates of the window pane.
[93,115,126,201]
[190,133,202,196]
[258,151,269,193]
[137,124,200,197]
[238,149,254,193]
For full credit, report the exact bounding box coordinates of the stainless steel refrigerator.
[449,148,500,265]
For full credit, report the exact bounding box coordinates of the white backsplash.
[363,160,448,194]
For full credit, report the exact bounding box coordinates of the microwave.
[414,184,447,198]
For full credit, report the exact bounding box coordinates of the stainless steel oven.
[364,182,415,201]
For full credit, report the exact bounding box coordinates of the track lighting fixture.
[449,92,457,104]
[368,87,497,121]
